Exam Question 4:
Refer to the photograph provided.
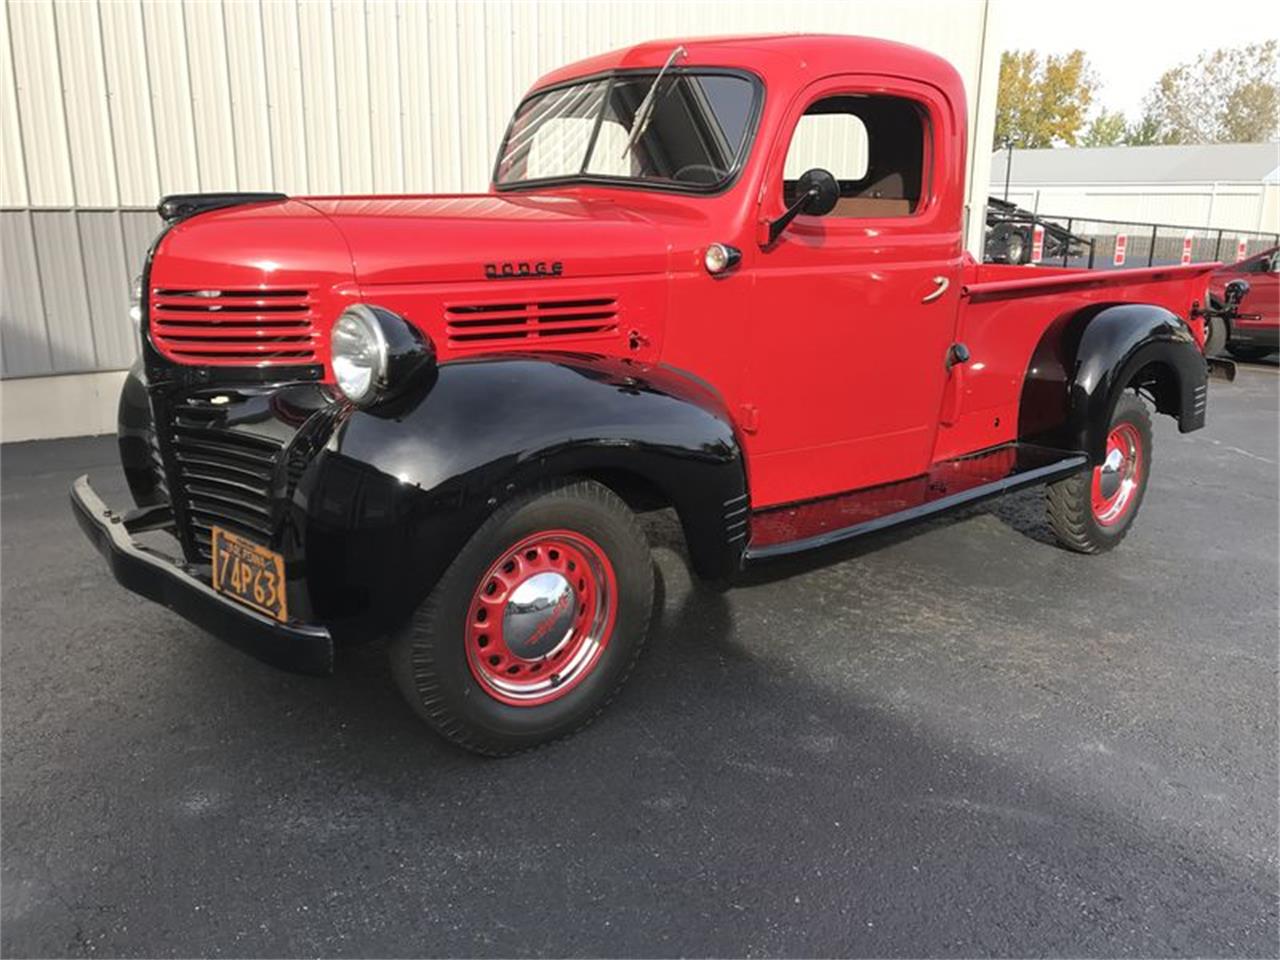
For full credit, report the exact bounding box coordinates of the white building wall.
[1,0,1000,436]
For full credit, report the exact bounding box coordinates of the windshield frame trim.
[491,66,766,198]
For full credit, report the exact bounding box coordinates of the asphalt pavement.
[2,362,1277,958]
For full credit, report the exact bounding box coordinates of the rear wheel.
[390,479,653,756]
[1203,312,1228,356]
[1046,393,1152,554]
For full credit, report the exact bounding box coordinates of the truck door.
[743,77,964,508]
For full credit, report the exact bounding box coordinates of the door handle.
[922,276,950,303]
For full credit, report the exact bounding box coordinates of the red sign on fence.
[1181,233,1194,265]
[1031,224,1045,264]
[1236,239,1249,262]
[1113,234,1128,266]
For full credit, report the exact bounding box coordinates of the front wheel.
[390,479,654,757]
[1045,393,1152,554]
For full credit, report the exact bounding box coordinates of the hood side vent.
[150,287,319,364]
[445,297,618,346]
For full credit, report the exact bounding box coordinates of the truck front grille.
[444,297,618,346]
[167,423,283,561]
[150,287,319,365]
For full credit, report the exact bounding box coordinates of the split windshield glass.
[495,72,759,191]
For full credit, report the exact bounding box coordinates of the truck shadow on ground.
[48,537,1269,957]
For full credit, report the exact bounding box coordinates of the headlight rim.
[330,303,436,409]
[331,303,392,406]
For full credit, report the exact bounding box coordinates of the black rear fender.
[299,355,747,633]
[1019,303,1207,463]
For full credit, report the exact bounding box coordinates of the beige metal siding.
[2,0,998,378]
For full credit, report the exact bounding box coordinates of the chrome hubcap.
[502,572,577,660]
[1098,447,1126,500]
[465,530,618,707]
[1091,422,1143,527]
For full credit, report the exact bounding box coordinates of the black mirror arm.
[767,188,819,245]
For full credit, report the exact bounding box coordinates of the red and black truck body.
[74,35,1222,753]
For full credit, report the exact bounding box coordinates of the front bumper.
[71,475,334,675]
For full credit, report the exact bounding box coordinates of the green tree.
[1082,109,1128,147]
[1138,41,1279,144]
[994,49,1098,148]
[1123,114,1163,146]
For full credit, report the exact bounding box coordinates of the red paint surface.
[1210,245,1278,332]
[147,35,1217,514]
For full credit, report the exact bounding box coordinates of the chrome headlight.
[330,304,435,407]
[331,305,389,404]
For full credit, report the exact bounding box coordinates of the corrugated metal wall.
[1,0,998,380]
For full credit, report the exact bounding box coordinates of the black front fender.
[297,354,747,634]
[1020,303,1207,463]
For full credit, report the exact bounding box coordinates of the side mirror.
[1224,278,1250,307]
[767,168,840,244]
[796,168,840,216]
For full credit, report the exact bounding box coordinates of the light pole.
[1003,138,1014,203]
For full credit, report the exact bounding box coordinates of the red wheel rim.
[465,530,618,707]
[1091,421,1144,526]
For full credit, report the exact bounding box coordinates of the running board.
[745,445,1088,562]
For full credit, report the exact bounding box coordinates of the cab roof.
[530,33,965,104]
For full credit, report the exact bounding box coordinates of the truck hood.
[151,199,356,292]
[300,194,670,286]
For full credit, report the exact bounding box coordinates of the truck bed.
[933,261,1216,461]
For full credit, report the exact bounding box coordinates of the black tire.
[389,479,653,757]
[1005,229,1027,265]
[1203,311,1228,357]
[1046,393,1152,554]
[1226,343,1274,362]
[988,224,1028,264]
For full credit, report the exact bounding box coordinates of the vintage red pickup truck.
[74,35,1225,755]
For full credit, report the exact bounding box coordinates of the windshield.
[495,71,760,191]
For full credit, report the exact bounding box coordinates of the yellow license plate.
[211,527,288,623]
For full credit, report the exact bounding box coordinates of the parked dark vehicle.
[984,196,1092,265]
[1204,246,1279,360]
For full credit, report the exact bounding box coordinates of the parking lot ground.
[2,362,1277,958]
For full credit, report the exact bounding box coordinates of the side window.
[782,95,927,218]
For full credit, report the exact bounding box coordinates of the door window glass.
[782,95,927,218]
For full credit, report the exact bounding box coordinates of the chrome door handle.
[922,276,950,303]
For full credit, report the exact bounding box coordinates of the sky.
[996,0,1280,120]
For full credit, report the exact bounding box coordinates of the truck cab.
[74,35,1214,756]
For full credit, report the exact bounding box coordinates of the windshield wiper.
[619,45,686,158]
